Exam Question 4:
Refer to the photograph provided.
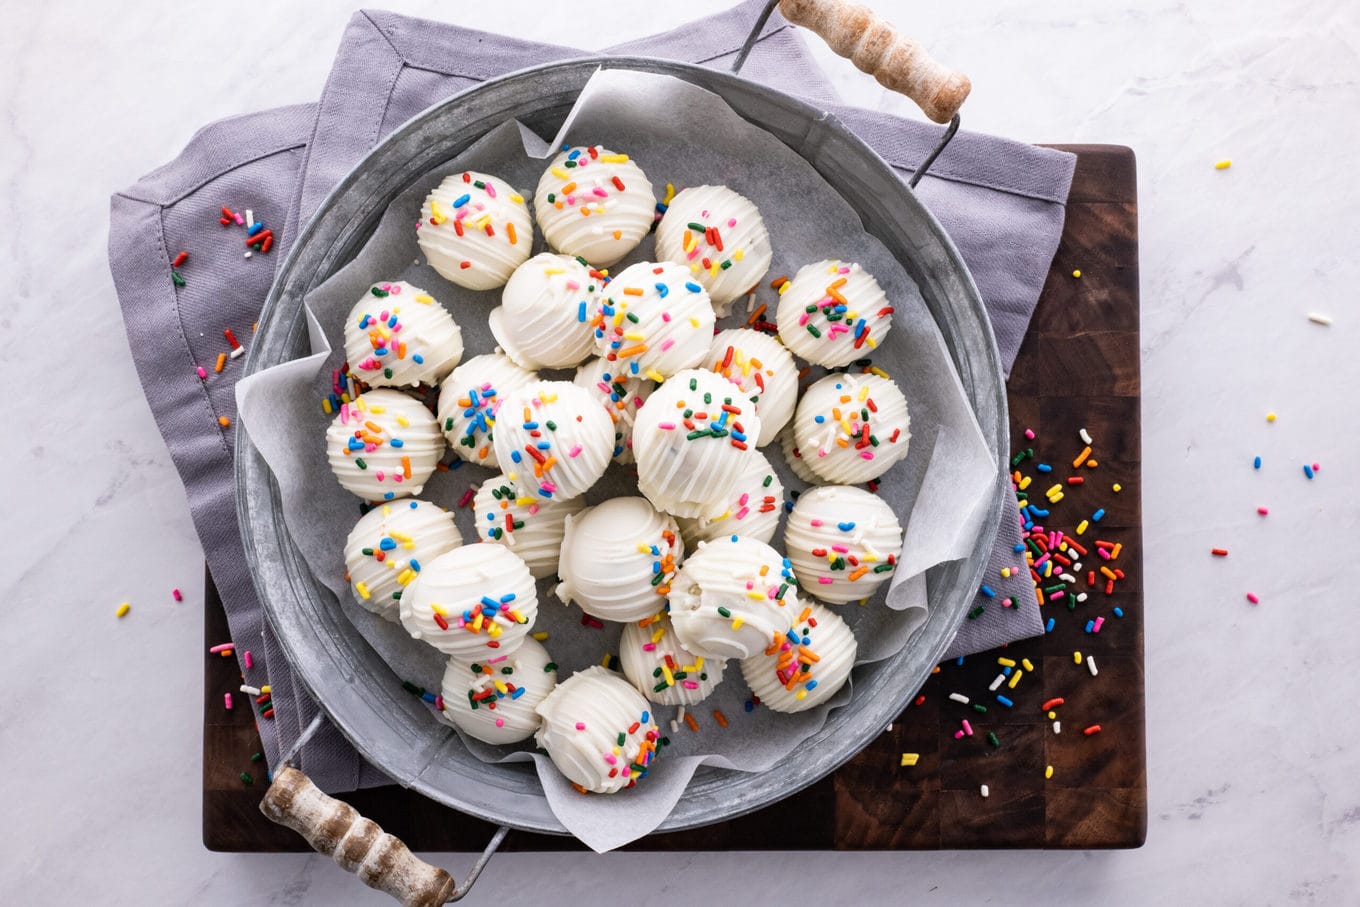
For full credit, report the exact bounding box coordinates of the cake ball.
[489,253,601,370]
[705,328,798,446]
[654,185,772,310]
[783,485,903,604]
[620,612,724,706]
[676,449,785,551]
[534,145,655,267]
[591,261,715,379]
[418,170,532,290]
[791,372,911,484]
[556,497,683,622]
[344,281,464,389]
[631,368,762,519]
[739,601,856,713]
[572,357,655,464]
[471,474,586,579]
[777,424,821,484]
[776,260,893,367]
[343,499,463,621]
[440,637,557,745]
[326,389,444,501]
[493,380,614,502]
[534,666,661,794]
[399,543,538,659]
[435,353,537,469]
[668,535,799,661]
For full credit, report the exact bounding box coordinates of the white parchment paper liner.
[239,69,995,852]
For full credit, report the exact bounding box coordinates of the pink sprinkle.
[657,422,676,430]
[809,519,823,527]
[196,367,207,380]
[1002,598,1014,608]
[495,718,505,727]
[734,506,750,520]
[961,719,974,736]
[1247,593,1260,604]
[659,338,675,352]
[1024,428,1035,439]
[1313,462,1320,471]
[487,655,509,664]
[209,643,234,654]
[568,444,583,458]
[224,693,234,710]
[622,766,631,777]
[540,481,557,493]
[1257,506,1269,515]
[831,544,850,553]
[726,217,736,227]
[233,212,244,225]
[954,730,965,739]
[738,493,750,506]
[243,650,254,669]
[817,577,833,585]
[682,681,699,689]
[527,503,540,515]
[798,312,810,326]
[457,487,475,508]
[592,187,608,198]
[485,183,497,198]
[1093,616,1105,632]
[172,588,183,602]
[642,643,657,651]
[859,451,875,460]
[1050,590,1065,601]
[662,311,672,322]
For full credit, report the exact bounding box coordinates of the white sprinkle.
[1059,572,1076,583]
[1053,720,1062,734]
[1073,562,1083,572]
[745,291,758,313]
[980,784,990,798]
[1088,655,1099,676]
[244,251,253,259]
[230,346,246,359]
[240,684,262,696]
[885,723,893,733]
[1076,592,1088,603]
[1079,428,1093,445]
[949,693,970,705]
[246,208,255,229]
[670,719,679,734]
[1308,312,1332,325]
[989,673,1007,691]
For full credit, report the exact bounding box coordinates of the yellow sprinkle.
[795,689,807,700]
[1008,669,1023,689]
[1266,412,1277,422]
[1047,710,1057,719]
[731,617,744,631]
[1076,519,1089,535]
[1018,476,1032,490]
[532,631,549,641]
[599,153,629,163]
[1045,765,1054,779]
[601,653,612,668]
[321,399,333,414]
[1021,658,1035,672]
[550,166,570,180]
[645,369,665,383]
[1072,269,1082,279]
[261,685,270,694]
[997,657,1016,667]
[662,664,675,687]
[395,570,415,586]
[663,183,675,204]
[414,293,433,304]
[1112,483,1122,493]
[1214,159,1232,170]
[115,602,130,618]
[900,753,919,767]
[1000,567,1012,578]
[733,248,745,261]
[509,193,524,204]
[353,582,370,600]
[1073,651,1083,664]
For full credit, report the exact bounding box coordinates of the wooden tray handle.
[778,0,970,123]
[260,766,457,907]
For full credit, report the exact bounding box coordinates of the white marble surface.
[3,0,1358,903]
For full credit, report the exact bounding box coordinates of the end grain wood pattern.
[203,145,1144,852]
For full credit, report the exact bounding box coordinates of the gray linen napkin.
[111,2,1073,794]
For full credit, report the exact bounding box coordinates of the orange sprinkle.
[1073,446,1092,468]
[623,287,644,296]
[684,713,699,732]
[770,275,788,289]
[615,344,647,358]
[214,353,227,373]
[561,181,577,195]
[747,303,767,325]
[506,222,518,245]
[848,566,869,582]
[217,416,230,428]
[401,456,412,478]
[713,710,728,728]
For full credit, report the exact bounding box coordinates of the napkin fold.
[111,1,1073,796]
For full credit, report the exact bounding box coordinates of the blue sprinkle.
[577,302,587,322]
[1092,508,1106,521]
[1002,665,1012,676]
[955,656,965,666]
[1036,463,1053,473]
[640,710,650,723]
[1014,543,1025,553]
[814,415,826,424]
[1045,617,1056,632]
[1304,464,1315,479]
[382,492,395,500]
[480,596,499,608]
[996,695,1014,708]
[421,691,436,703]
[412,354,424,364]
[452,193,470,208]
[374,347,389,356]
[1085,619,1096,633]
[744,701,754,712]
[1030,506,1050,518]
[408,501,418,509]
[510,687,526,699]
[448,458,463,470]
[685,281,703,293]
[538,487,553,498]
[805,679,819,690]
[837,521,856,531]
[1113,607,1124,618]
[379,538,397,551]
[391,439,404,448]
[247,221,264,237]
[500,593,516,603]
[522,421,539,430]
[1253,456,1262,469]
[980,585,996,598]
[510,450,522,463]
[410,559,421,572]
[655,282,669,298]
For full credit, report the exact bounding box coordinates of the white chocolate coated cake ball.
[791,372,911,485]
[590,261,715,380]
[631,368,762,519]
[739,601,856,713]
[399,543,538,659]
[534,145,655,267]
[418,170,532,290]
[556,496,683,623]
[654,185,772,310]
[343,281,464,388]
[471,474,586,579]
[782,485,903,604]
[572,357,655,465]
[776,260,893,367]
[668,535,799,661]
[675,449,785,551]
[343,499,463,621]
[326,389,444,502]
[489,253,601,370]
[619,612,724,707]
[435,353,537,470]
[704,327,798,446]
[535,666,661,794]
[492,380,615,503]
[441,637,558,745]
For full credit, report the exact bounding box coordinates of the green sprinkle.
[617,732,626,746]
[687,221,706,231]
[240,772,253,785]
[971,704,988,713]
[686,429,711,440]
[383,368,393,379]
[355,458,367,470]
[370,286,389,297]
[873,563,894,573]
[717,606,731,618]
[626,312,640,323]
[544,662,557,672]
[251,752,263,762]
[171,269,186,287]
[987,732,1000,748]
[967,606,986,619]
[806,324,823,338]
[546,420,558,431]
[401,681,421,695]
[763,475,773,487]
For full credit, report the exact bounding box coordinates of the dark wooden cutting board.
[203,144,1143,852]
